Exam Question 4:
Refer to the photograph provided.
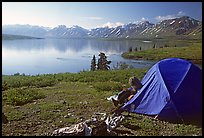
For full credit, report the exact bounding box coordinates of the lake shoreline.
[3,38,202,75]
[121,40,202,66]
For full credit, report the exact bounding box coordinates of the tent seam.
[156,63,171,115]
[173,63,192,94]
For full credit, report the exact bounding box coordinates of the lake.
[2,38,173,75]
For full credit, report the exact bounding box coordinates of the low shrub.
[5,88,46,106]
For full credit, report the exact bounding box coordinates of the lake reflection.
[2,38,158,75]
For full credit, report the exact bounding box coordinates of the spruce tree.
[97,52,111,70]
[90,55,97,71]
[129,47,133,52]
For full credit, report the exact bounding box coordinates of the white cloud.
[177,11,186,16]
[83,16,104,20]
[155,11,186,22]
[97,22,124,28]
[141,17,148,21]
[133,17,149,24]
[155,15,176,21]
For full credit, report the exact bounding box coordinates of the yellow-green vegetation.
[122,41,202,65]
[2,69,202,136]
[119,113,201,136]
[4,88,45,106]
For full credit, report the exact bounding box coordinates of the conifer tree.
[90,55,97,71]
[97,52,111,70]
[129,47,133,52]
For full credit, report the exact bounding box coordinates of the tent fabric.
[122,58,202,122]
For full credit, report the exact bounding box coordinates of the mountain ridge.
[2,16,202,39]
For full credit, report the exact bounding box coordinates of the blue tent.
[122,58,202,123]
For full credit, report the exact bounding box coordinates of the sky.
[2,2,202,29]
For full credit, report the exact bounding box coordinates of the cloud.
[177,11,186,16]
[133,17,149,24]
[83,16,104,20]
[155,11,186,22]
[141,17,148,21]
[155,15,176,21]
[97,22,124,28]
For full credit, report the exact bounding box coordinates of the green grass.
[2,69,202,136]
[3,88,46,106]
[6,109,26,121]
[122,41,202,65]
[2,69,147,91]
[2,74,58,91]
[118,113,201,136]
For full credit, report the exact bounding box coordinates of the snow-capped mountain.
[138,16,202,38]
[2,16,202,39]
[47,25,89,38]
[88,21,154,38]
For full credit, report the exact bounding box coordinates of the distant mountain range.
[2,16,202,39]
[2,34,43,40]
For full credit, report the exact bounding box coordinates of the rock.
[53,109,61,112]
[64,115,69,118]
[64,113,72,118]
[14,106,21,109]
[60,100,66,104]
[48,120,52,123]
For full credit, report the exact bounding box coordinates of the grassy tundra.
[2,68,202,136]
